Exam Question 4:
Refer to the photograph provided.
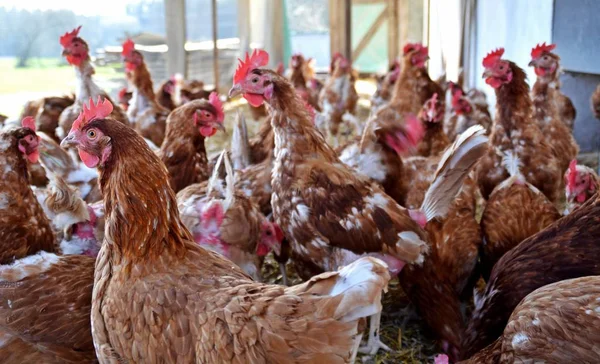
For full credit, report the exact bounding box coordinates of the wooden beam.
[423,0,430,47]
[345,0,352,61]
[329,0,350,61]
[211,0,219,91]
[164,0,187,78]
[353,0,386,3]
[352,5,388,61]
[388,0,399,64]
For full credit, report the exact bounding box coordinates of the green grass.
[0,57,123,118]
[0,57,120,94]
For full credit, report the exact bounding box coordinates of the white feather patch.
[0,251,60,282]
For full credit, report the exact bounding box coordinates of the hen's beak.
[482,69,493,79]
[213,121,226,133]
[228,84,242,98]
[61,49,70,57]
[528,59,537,67]
[60,133,78,149]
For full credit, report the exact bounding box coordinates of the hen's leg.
[358,311,391,355]
[349,333,363,363]
[279,263,289,286]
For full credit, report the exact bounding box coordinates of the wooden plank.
[164,0,187,78]
[351,5,388,61]
[354,0,386,3]
[211,0,219,92]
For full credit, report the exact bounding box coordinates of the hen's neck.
[129,63,158,112]
[268,85,338,163]
[391,66,431,116]
[100,133,191,264]
[531,78,557,126]
[161,106,206,157]
[290,68,307,88]
[74,59,103,103]
[494,63,532,132]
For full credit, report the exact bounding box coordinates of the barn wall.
[473,0,553,110]
[472,0,599,152]
[553,0,600,152]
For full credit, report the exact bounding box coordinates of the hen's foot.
[358,312,392,355]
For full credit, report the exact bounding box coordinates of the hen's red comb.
[21,116,36,132]
[233,49,269,84]
[567,159,578,190]
[451,90,462,106]
[531,42,556,59]
[122,39,135,57]
[273,223,284,243]
[208,92,224,123]
[60,26,82,47]
[483,48,504,68]
[72,97,114,131]
[403,42,423,55]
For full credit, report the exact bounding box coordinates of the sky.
[0,0,137,17]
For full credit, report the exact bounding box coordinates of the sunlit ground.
[0,57,124,119]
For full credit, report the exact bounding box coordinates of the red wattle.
[79,149,100,168]
[200,126,217,137]
[534,67,546,76]
[27,150,40,164]
[244,93,265,107]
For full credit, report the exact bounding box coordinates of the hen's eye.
[266,230,272,236]
[252,77,259,84]
[203,111,211,118]
[87,130,97,139]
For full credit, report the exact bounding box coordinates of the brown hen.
[0,118,96,363]
[159,95,225,193]
[462,192,600,359]
[463,276,600,363]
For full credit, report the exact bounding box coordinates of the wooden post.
[344,0,352,62]
[212,0,219,91]
[263,0,284,67]
[237,0,250,55]
[388,0,399,64]
[329,0,351,61]
[164,0,187,78]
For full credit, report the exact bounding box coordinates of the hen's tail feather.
[231,111,250,170]
[207,150,226,196]
[421,125,488,221]
[223,151,235,210]
[287,257,390,323]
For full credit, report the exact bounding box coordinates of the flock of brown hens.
[1,24,600,364]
